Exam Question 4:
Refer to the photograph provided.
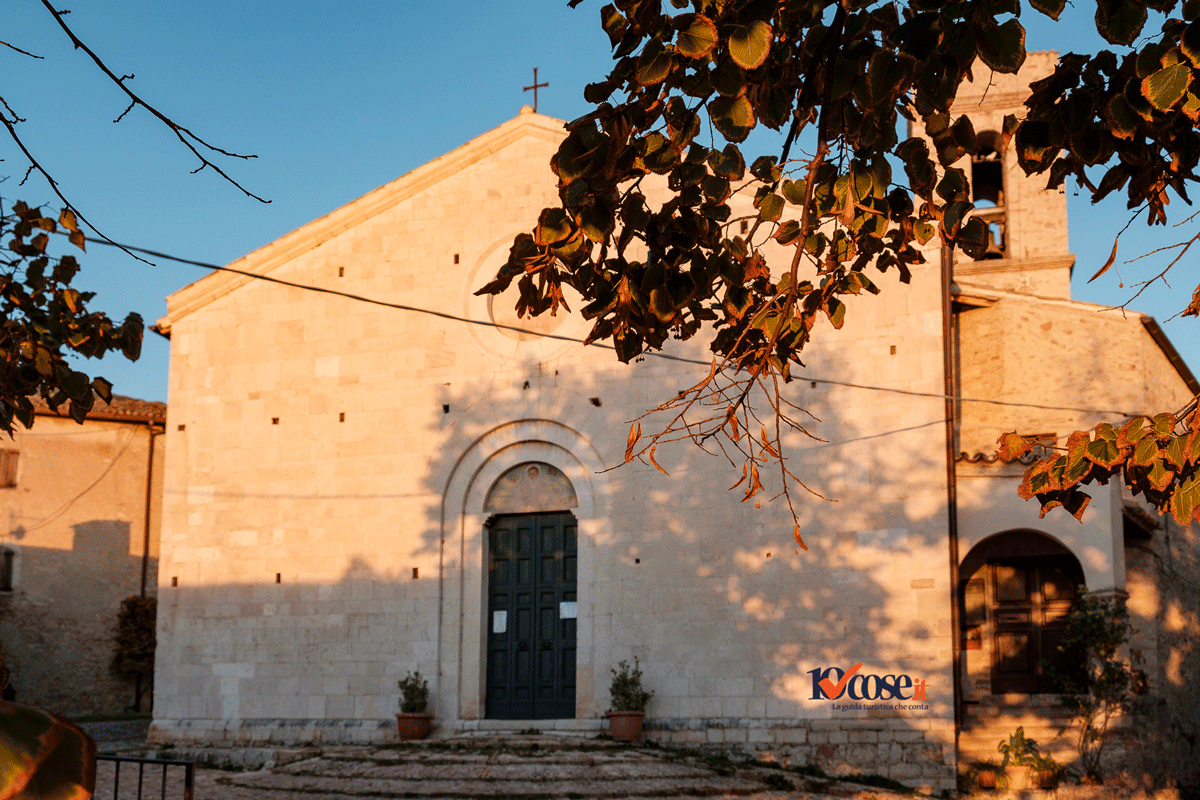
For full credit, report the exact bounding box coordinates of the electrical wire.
[85,234,1166,419]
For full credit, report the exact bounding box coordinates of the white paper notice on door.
[559,602,577,619]
[492,610,507,634]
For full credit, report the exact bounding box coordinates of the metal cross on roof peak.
[523,67,548,113]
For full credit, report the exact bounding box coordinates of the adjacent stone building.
[0,395,165,715]
[150,55,1199,789]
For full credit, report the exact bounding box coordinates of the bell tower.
[913,52,1075,298]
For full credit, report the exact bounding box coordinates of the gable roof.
[156,108,566,334]
[32,394,166,424]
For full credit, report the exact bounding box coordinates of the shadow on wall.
[0,519,156,716]
[405,352,959,789]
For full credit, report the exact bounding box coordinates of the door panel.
[486,513,577,719]
[989,556,1080,694]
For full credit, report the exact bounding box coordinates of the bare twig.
[0,40,43,59]
[0,113,150,263]
[38,0,268,203]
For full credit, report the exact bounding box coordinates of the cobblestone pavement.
[89,734,919,800]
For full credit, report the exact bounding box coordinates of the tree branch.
[39,0,269,203]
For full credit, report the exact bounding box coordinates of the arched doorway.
[483,462,578,719]
[959,530,1084,694]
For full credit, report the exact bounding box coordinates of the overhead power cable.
[86,235,1151,419]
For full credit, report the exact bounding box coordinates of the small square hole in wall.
[339,412,345,422]
[177,424,186,431]
[453,254,460,264]
[412,567,419,579]
[272,417,279,425]
[634,558,640,564]
[338,267,344,277]
[442,404,450,414]
[890,345,897,355]
[171,576,178,587]
[589,397,602,407]
[275,573,281,584]
[740,220,749,234]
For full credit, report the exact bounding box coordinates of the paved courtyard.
[83,721,916,800]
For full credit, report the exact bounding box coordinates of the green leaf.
[1095,0,1148,45]
[1147,458,1175,492]
[1164,434,1190,469]
[824,297,846,329]
[728,21,772,70]
[577,202,615,243]
[708,95,755,143]
[1030,0,1067,20]
[1086,436,1123,468]
[913,220,935,244]
[637,44,674,85]
[750,155,780,182]
[723,285,754,319]
[1172,475,1200,525]
[781,179,806,205]
[1141,62,1192,111]
[642,132,682,173]
[34,346,52,378]
[677,14,718,59]
[1132,435,1160,467]
[974,19,1027,74]
[868,51,910,106]
[774,220,802,245]
[757,192,784,222]
[535,208,575,246]
[92,376,113,404]
[708,144,746,180]
[1105,94,1141,139]
[1151,413,1176,439]
[613,331,643,362]
[62,370,90,402]
[1183,21,1200,66]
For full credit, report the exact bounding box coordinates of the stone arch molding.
[437,419,611,727]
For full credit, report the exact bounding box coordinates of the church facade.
[150,55,1200,789]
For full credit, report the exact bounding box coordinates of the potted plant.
[1033,754,1061,789]
[968,761,1003,790]
[396,671,433,741]
[998,727,1042,790]
[607,659,652,743]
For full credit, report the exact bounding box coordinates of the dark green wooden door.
[486,513,577,719]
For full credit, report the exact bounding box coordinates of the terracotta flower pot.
[396,712,434,741]
[607,710,645,743]
[1005,765,1032,791]
[1035,769,1058,789]
[976,769,998,790]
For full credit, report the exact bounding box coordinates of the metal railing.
[95,755,194,800]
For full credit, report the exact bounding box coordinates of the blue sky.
[2,0,1196,404]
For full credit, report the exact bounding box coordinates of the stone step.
[169,738,923,800]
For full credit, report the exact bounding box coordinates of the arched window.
[971,131,1006,260]
[960,531,1083,694]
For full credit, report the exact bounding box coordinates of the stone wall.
[0,410,163,716]
[1124,512,1200,787]
[152,110,958,790]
